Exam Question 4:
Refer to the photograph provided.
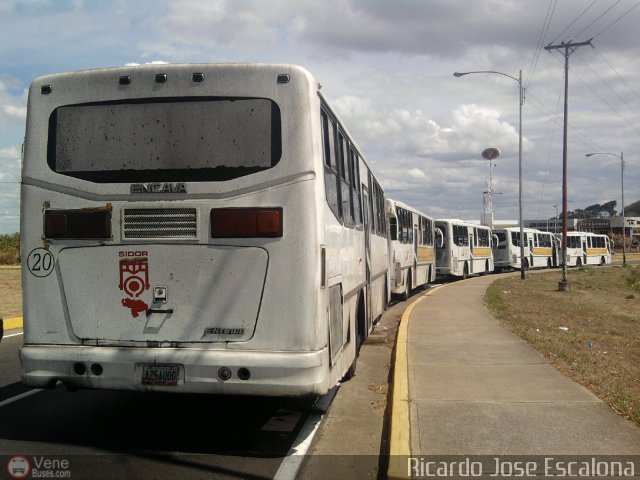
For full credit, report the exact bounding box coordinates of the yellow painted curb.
[3,316,23,330]
[387,285,447,480]
[387,292,427,480]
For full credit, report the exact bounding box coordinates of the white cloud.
[3,105,26,120]
[0,0,638,232]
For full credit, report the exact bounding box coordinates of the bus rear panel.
[20,64,382,396]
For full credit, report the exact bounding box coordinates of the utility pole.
[621,152,626,266]
[544,40,592,291]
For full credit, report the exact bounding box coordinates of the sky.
[1,0,639,233]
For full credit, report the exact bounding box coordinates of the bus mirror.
[435,228,444,249]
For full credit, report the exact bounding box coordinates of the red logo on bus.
[119,251,150,317]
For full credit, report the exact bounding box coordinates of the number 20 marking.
[27,248,55,277]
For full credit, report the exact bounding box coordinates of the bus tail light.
[44,208,112,239]
[210,208,283,238]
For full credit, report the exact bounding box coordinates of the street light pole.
[453,69,526,279]
[585,151,626,266]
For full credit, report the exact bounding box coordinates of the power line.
[549,0,598,44]
[591,0,640,38]
[526,92,605,153]
[592,45,640,103]
[535,84,564,220]
[526,0,557,90]
[549,48,640,137]
[571,0,622,40]
[574,49,640,128]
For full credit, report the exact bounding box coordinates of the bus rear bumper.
[20,345,328,397]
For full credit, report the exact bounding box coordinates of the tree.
[568,200,617,219]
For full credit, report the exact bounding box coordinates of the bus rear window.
[48,97,282,183]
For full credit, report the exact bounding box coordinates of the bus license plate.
[141,365,180,386]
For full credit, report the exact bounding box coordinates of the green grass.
[0,233,20,265]
[485,267,640,426]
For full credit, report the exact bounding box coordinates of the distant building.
[523,216,639,238]
[524,218,578,233]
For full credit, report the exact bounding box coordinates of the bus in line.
[435,219,494,279]
[20,63,389,396]
[562,231,613,267]
[386,198,436,300]
[493,227,558,271]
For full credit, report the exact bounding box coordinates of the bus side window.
[389,217,398,241]
[368,173,377,234]
[321,110,341,221]
[350,150,362,227]
[337,131,353,227]
[373,181,385,237]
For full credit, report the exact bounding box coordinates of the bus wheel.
[343,356,357,381]
[344,292,366,382]
[523,258,529,270]
[462,263,469,280]
[401,270,411,301]
[600,256,605,266]
[576,258,582,268]
[547,258,552,268]
[479,260,489,276]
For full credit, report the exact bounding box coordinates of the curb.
[387,285,446,480]
[3,316,23,330]
[387,291,427,480]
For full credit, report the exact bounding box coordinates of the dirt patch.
[0,267,22,318]
[486,266,640,426]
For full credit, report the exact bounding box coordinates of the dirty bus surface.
[20,64,389,396]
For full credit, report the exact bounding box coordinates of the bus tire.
[401,270,411,301]
[600,256,605,266]
[462,262,469,280]
[343,356,357,381]
[383,279,389,310]
[547,258,552,268]
[355,292,366,355]
[576,258,582,268]
[523,258,529,270]
[479,260,489,276]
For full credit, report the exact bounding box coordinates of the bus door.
[529,233,535,266]
[469,230,475,273]
[413,225,419,286]
[361,188,372,345]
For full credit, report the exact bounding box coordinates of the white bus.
[562,231,613,267]
[493,228,557,270]
[435,220,494,278]
[20,64,389,396]
[386,198,436,300]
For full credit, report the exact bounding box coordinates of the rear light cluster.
[210,208,283,238]
[44,208,112,239]
[43,207,283,239]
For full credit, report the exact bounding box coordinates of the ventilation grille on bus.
[123,208,197,239]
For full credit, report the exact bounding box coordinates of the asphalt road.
[0,298,402,480]
[0,331,329,480]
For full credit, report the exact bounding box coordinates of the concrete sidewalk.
[389,274,640,477]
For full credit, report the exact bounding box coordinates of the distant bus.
[435,219,494,278]
[493,228,557,270]
[386,198,436,299]
[561,231,613,267]
[20,63,389,396]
